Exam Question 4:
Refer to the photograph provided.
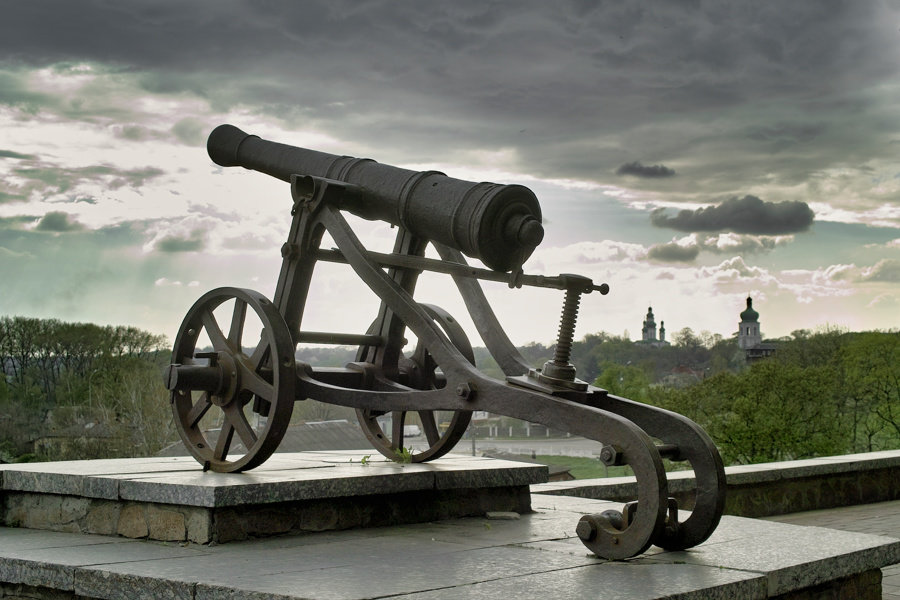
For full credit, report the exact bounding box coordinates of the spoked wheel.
[356,304,473,462]
[167,287,295,472]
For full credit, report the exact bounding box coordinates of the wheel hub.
[209,351,240,407]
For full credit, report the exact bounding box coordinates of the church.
[737,296,776,361]
[634,297,776,361]
[637,306,669,347]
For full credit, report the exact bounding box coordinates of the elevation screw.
[542,274,592,381]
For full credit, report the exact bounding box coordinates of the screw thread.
[553,289,581,364]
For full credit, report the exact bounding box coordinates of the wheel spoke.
[242,365,275,400]
[412,342,437,378]
[249,340,270,370]
[214,421,235,460]
[391,411,405,450]
[201,309,228,351]
[355,304,473,463]
[171,288,294,472]
[419,410,441,445]
[228,299,248,349]
[226,402,258,449]
[186,393,213,428]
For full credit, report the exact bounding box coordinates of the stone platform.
[1,453,899,599]
[0,453,545,543]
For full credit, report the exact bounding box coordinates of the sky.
[1,0,899,349]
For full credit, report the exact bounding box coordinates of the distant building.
[638,306,669,347]
[737,296,776,362]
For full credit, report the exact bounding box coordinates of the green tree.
[841,331,900,450]
[656,361,847,464]
[594,361,652,402]
[0,315,173,461]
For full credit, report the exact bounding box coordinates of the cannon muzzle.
[208,124,543,272]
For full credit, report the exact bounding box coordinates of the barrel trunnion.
[164,125,726,560]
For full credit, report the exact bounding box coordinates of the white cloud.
[154,278,183,287]
[2,1,900,345]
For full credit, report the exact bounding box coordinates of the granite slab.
[534,449,900,497]
[0,452,548,508]
[638,519,900,596]
[1,497,898,599]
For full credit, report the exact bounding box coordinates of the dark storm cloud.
[645,233,788,263]
[154,229,206,253]
[0,215,39,229]
[1,215,151,244]
[1,2,895,129]
[1,160,165,203]
[743,122,826,146]
[647,242,700,263]
[0,150,37,160]
[650,196,814,235]
[171,118,207,146]
[0,0,898,208]
[36,211,85,232]
[617,161,676,178]
[15,165,165,192]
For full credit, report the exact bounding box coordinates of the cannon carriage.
[164,125,726,559]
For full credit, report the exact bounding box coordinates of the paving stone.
[76,568,195,600]
[0,457,202,501]
[485,511,519,520]
[639,518,900,596]
[0,555,74,591]
[4,453,900,599]
[194,545,600,600]
[3,505,900,600]
[391,561,765,600]
[0,528,134,551]
[0,534,200,592]
[2,454,544,510]
[531,492,620,514]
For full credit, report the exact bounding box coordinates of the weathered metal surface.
[169,287,296,472]
[207,125,543,272]
[164,126,727,560]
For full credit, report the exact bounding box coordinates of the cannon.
[164,125,726,560]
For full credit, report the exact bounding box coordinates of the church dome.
[740,297,759,322]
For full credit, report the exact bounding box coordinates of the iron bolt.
[599,445,623,466]
[576,519,596,541]
[455,382,474,399]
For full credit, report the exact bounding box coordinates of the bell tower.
[642,306,657,342]
[738,296,762,349]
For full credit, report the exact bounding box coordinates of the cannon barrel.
[208,124,543,272]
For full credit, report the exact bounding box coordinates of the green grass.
[531,455,693,479]
[533,455,633,479]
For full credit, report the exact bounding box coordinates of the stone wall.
[1,486,531,544]
[533,449,900,518]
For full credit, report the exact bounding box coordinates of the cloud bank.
[650,196,815,235]
[616,161,676,178]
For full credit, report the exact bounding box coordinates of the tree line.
[0,316,173,462]
[594,328,900,464]
[2,313,898,468]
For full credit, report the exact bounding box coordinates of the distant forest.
[1,315,898,466]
